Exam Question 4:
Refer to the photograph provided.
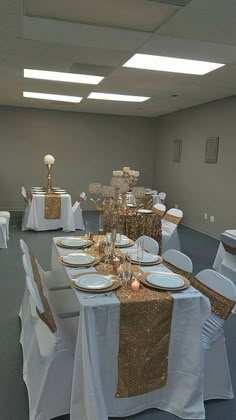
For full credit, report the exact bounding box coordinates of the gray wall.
[0,106,156,211]
[154,96,236,237]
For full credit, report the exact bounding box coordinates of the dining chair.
[0,211,10,239]
[0,216,8,248]
[192,269,236,401]
[213,232,236,297]
[162,208,183,253]
[20,240,80,319]
[21,268,79,420]
[158,191,166,204]
[136,235,159,255]
[162,249,193,278]
[72,192,85,230]
[153,203,166,217]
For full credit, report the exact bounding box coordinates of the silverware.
[84,292,114,299]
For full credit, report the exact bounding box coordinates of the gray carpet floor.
[0,212,235,420]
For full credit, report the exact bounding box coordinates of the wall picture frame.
[205,136,219,163]
[172,139,182,162]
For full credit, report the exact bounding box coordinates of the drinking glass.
[123,260,132,287]
[137,241,144,267]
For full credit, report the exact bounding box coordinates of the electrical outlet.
[210,216,215,222]
[204,213,208,220]
[175,203,178,209]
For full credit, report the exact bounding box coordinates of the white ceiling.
[0,0,236,117]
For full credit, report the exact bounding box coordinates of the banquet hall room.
[0,0,236,420]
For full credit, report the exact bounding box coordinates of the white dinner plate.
[61,238,90,248]
[137,209,153,214]
[146,273,185,289]
[62,253,95,265]
[75,274,113,289]
[130,252,159,264]
[32,191,46,195]
[53,191,67,194]
[115,237,129,246]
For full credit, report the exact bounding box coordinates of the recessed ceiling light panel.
[24,69,104,85]
[88,92,150,102]
[123,53,225,75]
[23,91,83,103]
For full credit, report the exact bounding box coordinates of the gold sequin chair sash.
[152,207,166,217]
[44,194,61,219]
[191,278,235,320]
[163,259,191,279]
[29,253,57,332]
[162,213,182,225]
[221,233,236,255]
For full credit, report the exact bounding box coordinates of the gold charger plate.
[71,272,121,293]
[130,256,163,266]
[56,238,93,249]
[58,255,100,268]
[140,271,190,291]
[102,238,134,248]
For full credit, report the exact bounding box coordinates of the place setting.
[56,237,93,249]
[139,271,190,291]
[58,252,100,268]
[71,271,121,294]
[104,233,134,248]
[128,251,163,266]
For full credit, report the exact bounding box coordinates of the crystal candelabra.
[88,167,145,235]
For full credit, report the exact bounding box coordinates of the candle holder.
[44,154,55,193]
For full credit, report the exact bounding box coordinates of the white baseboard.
[181,222,220,241]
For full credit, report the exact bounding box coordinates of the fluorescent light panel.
[88,92,150,102]
[24,69,104,85]
[23,91,82,103]
[123,53,225,75]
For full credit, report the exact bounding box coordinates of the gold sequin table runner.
[44,194,61,219]
[115,283,173,398]
[82,237,174,397]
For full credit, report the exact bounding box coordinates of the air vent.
[146,0,192,6]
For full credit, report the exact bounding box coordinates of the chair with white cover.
[19,240,79,320]
[72,192,85,230]
[20,257,79,420]
[162,249,193,278]
[153,203,166,217]
[158,192,166,204]
[0,217,8,248]
[213,231,236,281]
[0,211,10,239]
[162,208,183,253]
[192,269,236,401]
[136,235,159,255]
[21,186,31,231]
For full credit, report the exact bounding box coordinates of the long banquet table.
[24,193,75,232]
[51,237,211,420]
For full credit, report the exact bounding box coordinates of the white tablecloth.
[51,238,210,420]
[24,194,75,232]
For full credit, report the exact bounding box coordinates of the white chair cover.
[0,217,8,249]
[162,208,183,253]
[0,211,10,239]
[136,235,159,255]
[20,271,79,420]
[72,201,85,230]
[162,249,193,274]
[195,269,236,400]
[158,192,166,203]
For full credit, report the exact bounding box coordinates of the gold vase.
[46,164,53,193]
